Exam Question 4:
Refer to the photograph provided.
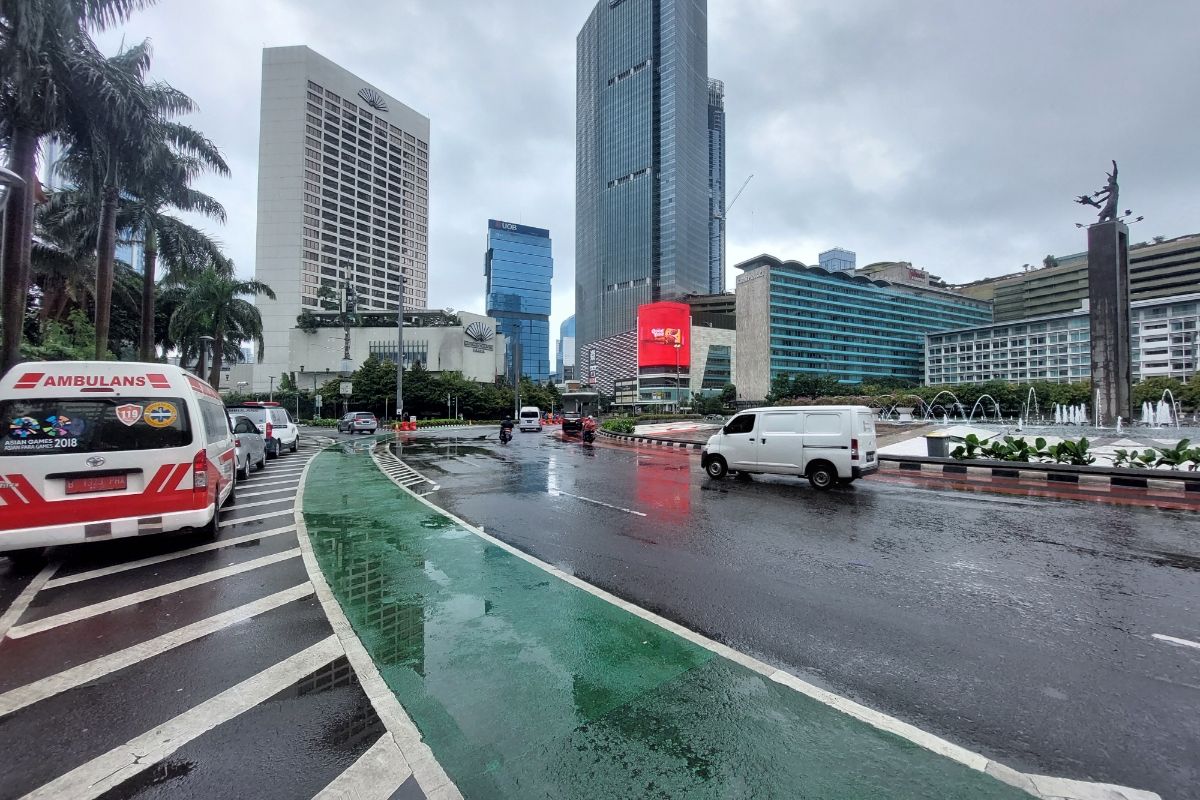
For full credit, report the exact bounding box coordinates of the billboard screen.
[637,302,691,369]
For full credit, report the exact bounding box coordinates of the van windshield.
[1,397,192,457]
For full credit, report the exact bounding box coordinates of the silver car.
[231,413,267,480]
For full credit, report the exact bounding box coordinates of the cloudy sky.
[98,0,1200,355]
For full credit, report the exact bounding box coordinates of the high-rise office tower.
[485,219,553,383]
[575,0,711,364]
[556,315,576,382]
[707,78,726,294]
[254,45,430,390]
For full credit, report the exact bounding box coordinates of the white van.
[519,406,542,432]
[0,361,236,556]
[700,405,878,489]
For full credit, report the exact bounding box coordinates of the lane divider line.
[0,560,60,641]
[301,446,462,800]
[6,549,302,639]
[44,527,298,589]
[0,583,314,717]
[236,487,299,500]
[311,733,414,800]
[219,511,296,529]
[19,635,342,800]
[1152,633,1200,651]
[549,488,647,517]
[375,450,1160,800]
[222,497,297,512]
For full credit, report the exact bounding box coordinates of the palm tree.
[127,131,227,359]
[57,38,222,359]
[167,264,274,387]
[0,0,153,373]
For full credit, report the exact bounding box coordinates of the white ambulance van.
[0,361,236,557]
[700,405,878,489]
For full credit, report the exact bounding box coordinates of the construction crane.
[723,173,754,217]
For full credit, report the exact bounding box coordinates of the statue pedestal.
[1087,219,1131,426]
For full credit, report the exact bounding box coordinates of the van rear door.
[801,410,851,477]
[855,410,878,469]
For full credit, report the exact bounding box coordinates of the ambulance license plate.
[66,474,127,495]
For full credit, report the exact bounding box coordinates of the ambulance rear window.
[2,398,192,456]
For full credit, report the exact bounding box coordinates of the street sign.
[314,394,323,409]
[340,382,352,396]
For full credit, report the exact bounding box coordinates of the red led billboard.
[637,302,691,369]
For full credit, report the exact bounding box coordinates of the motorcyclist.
[500,415,515,442]
[581,414,597,442]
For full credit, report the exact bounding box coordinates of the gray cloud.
[98,0,1200,361]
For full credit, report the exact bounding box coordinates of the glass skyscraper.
[556,315,576,382]
[575,0,712,364]
[707,79,726,294]
[485,219,553,383]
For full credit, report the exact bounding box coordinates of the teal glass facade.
[485,220,553,382]
[756,258,993,384]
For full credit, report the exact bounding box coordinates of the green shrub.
[602,418,636,434]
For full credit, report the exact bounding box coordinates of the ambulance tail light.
[851,438,860,460]
[192,450,209,491]
[265,421,273,441]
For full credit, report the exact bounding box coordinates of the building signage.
[357,87,389,112]
[487,219,550,239]
[464,321,495,353]
[637,301,692,369]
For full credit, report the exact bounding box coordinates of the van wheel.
[237,458,250,481]
[808,462,836,490]
[4,548,46,573]
[256,454,266,471]
[267,440,279,459]
[199,500,220,540]
[290,437,298,453]
[705,457,728,479]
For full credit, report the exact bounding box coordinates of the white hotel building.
[253,46,430,391]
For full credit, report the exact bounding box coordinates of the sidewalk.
[299,445,1036,799]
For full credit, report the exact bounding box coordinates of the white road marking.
[224,497,296,512]
[1152,633,1200,651]
[0,583,314,717]
[219,511,295,528]
[235,487,297,500]
[233,479,300,493]
[6,549,301,639]
[43,527,297,589]
[312,734,414,800]
[549,488,647,517]
[20,635,342,800]
[383,454,1160,800]
[0,560,59,640]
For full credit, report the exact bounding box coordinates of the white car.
[227,402,298,458]
[230,413,267,480]
[701,405,878,489]
[519,406,542,432]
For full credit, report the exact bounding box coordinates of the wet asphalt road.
[396,427,1200,800]
[0,431,428,800]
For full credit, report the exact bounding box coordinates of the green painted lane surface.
[302,445,1032,800]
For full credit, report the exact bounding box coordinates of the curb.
[597,428,706,450]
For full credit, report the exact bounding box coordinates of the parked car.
[230,413,266,480]
[338,411,378,434]
[519,406,542,432]
[226,401,298,458]
[0,361,236,558]
[700,405,878,489]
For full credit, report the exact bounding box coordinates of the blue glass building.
[485,219,553,382]
[575,0,712,363]
[735,255,994,398]
[555,315,576,382]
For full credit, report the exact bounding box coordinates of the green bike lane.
[300,443,1034,800]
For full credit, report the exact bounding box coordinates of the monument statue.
[1075,160,1119,223]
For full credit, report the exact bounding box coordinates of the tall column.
[1087,219,1131,425]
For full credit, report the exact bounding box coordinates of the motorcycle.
[499,427,513,444]
[582,429,596,444]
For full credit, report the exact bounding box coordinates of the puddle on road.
[300,447,1034,800]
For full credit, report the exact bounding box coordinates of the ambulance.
[0,361,236,556]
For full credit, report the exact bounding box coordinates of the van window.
[520,410,539,419]
[804,413,841,435]
[198,400,231,445]
[723,414,755,435]
[270,409,290,425]
[858,414,875,433]
[1,397,192,456]
[761,412,799,433]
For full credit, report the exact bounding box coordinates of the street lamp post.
[268,375,276,403]
[673,342,681,413]
[396,293,404,424]
[197,335,215,383]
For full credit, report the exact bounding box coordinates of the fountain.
[1160,389,1180,428]
[924,391,963,422]
[968,394,1004,424]
[1116,416,1123,434]
[1141,401,1153,426]
[1022,387,1041,425]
